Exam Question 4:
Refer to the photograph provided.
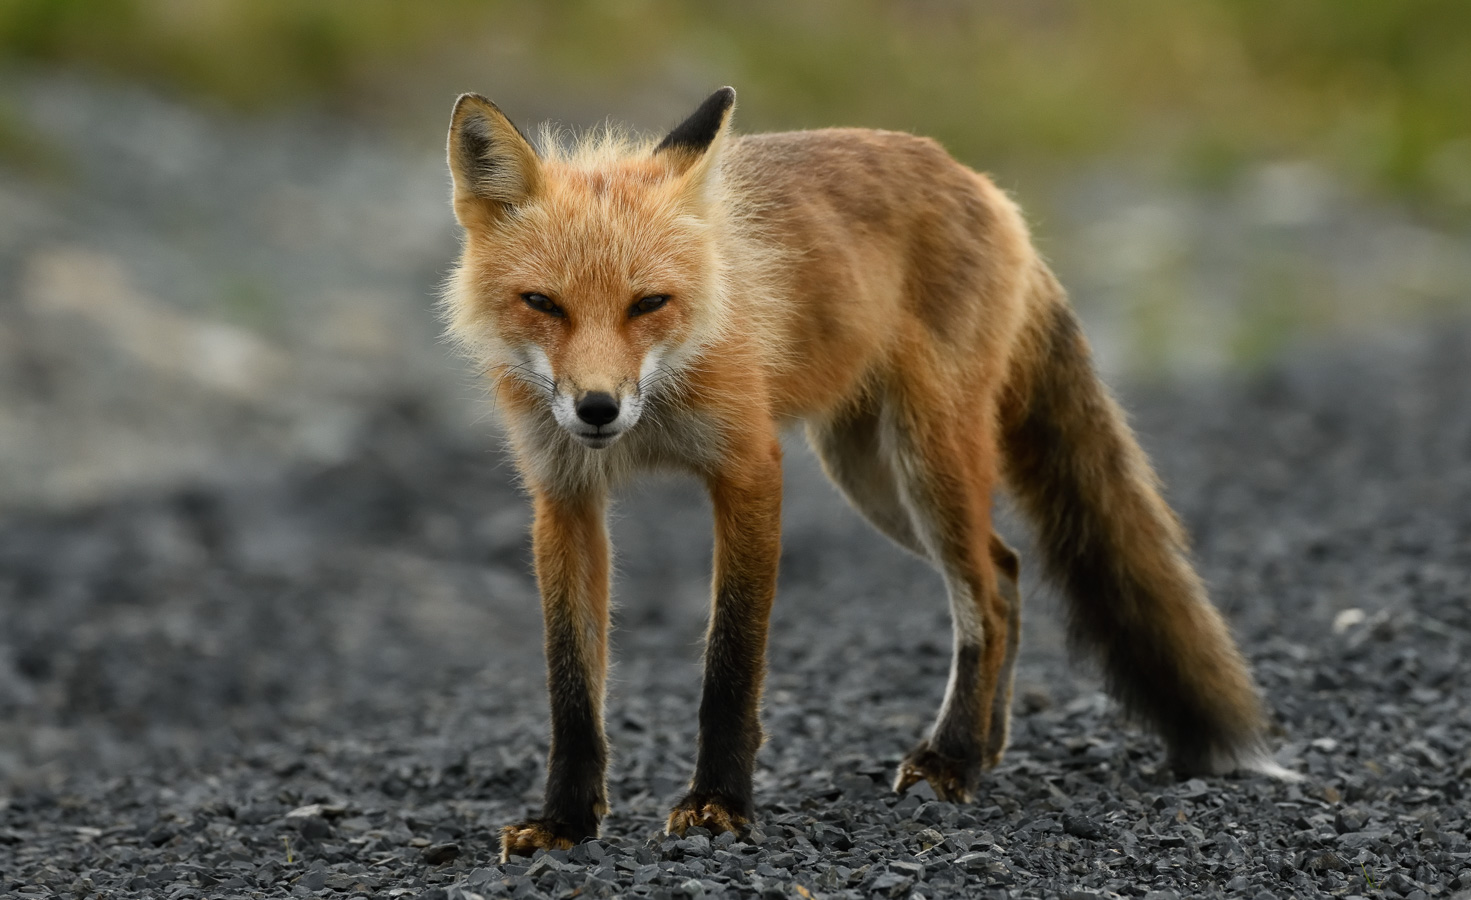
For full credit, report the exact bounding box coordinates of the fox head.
[444,88,737,450]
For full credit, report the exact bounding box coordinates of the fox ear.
[447,93,543,228]
[654,87,735,176]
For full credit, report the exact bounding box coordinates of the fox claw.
[894,741,980,803]
[500,819,582,862]
[666,792,750,836]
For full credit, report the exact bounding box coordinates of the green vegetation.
[0,95,64,177]
[2,0,1469,213]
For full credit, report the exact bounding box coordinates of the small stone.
[286,802,348,820]
[837,775,878,798]
[872,872,914,898]
[422,843,461,865]
[1333,608,1366,634]
[1063,815,1105,840]
[1338,830,1390,850]
[145,826,175,847]
[524,855,559,878]
[1304,851,1348,872]
[811,824,851,850]
[891,794,922,819]
[915,802,954,826]
[579,876,616,899]
[1335,810,1366,833]
[633,865,660,884]
[678,877,705,897]
[1180,778,1211,798]
[296,816,333,841]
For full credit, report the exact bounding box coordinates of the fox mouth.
[570,427,624,449]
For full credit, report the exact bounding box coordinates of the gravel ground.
[2,73,1471,899]
[1,326,1469,900]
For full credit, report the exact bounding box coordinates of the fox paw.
[666,792,750,836]
[500,818,583,862]
[893,741,980,803]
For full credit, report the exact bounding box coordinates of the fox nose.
[575,392,620,426]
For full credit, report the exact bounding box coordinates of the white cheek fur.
[524,345,556,385]
[639,346,665,384]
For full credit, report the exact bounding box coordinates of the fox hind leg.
[891,533,1019,799]
[806,401,927,558]
[810,390,1018,801]
[879,385,1016,803]
[983,534,1021,769]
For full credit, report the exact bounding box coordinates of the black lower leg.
[539,620,607,839]
[929,641,989,763]
[688,591,767,818]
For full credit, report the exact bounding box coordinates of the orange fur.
[444,88,1286,856]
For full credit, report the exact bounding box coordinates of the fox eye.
[521,293,564,318]
[630,295,669,317]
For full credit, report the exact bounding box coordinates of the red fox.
[443,87,1291,860]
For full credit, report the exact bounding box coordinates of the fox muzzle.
[575,392,620,426]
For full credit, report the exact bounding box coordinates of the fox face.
[445,93,734,451]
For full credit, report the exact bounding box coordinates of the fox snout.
[551,383,644,449]
[575,392,620,427]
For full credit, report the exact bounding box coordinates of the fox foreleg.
[667,435,783,836]
[502,489,612,861]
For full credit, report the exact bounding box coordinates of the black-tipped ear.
[655,87,736,157]
[447,93,542,227]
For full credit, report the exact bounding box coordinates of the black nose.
[575,392,620,426]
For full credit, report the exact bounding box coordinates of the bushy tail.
[1000,268,1283,777]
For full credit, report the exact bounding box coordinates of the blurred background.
[1,0,1470,509]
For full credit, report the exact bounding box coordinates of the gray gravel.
[2,72,1470,899]
[2,327,1469,899]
